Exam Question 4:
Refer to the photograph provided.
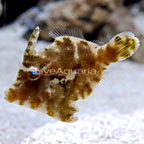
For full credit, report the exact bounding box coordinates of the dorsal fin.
[49,26,85,39]
[90,40,105,45]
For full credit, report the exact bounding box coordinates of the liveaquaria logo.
[41,68,97,75]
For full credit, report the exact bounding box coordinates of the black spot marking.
[32,35,37,39]
[115,36,122,43]
[28,41,33,46]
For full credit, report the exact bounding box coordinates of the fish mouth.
[4,87,18,103]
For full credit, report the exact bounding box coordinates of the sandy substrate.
[0,24,144,144]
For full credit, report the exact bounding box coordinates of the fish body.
[5,26,140,122]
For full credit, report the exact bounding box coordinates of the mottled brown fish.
[5,26,140,122]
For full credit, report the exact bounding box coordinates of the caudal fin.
[108,32,140,61]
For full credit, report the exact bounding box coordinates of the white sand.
[0,24,144,144]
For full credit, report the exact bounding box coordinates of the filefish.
[5,26,140,122]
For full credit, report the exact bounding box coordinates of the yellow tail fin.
[108,32,140,61]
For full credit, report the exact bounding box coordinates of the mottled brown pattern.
[55,37,76,70]
[5,37,106,122]
[95,44,118,65]
[5,27,140,122]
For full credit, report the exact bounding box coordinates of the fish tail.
[103,32,140,63]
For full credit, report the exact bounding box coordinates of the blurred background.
[0,0,144,144]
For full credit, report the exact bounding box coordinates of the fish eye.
[27,67,40,80]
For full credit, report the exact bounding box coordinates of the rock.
[20,0,122,40]
[19,1,63,40]
[19,0,144,63]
